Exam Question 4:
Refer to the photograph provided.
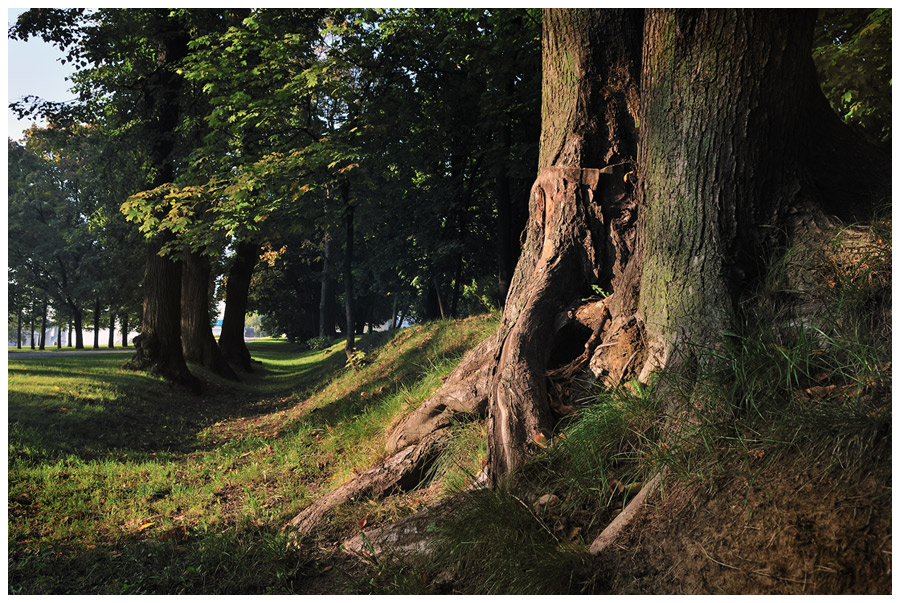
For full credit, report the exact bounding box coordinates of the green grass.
[8,315,499,594]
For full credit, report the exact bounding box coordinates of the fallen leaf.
[533,433,549,448]
[138,522,155,532]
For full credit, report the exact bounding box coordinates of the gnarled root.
[385,334,498,454]
[288,428,452,542]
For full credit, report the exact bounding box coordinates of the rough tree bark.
[219,240,259,372]
[123,11,199,392]
[182,250,239,381]
[288,8,887,541]
[126,237,200,392]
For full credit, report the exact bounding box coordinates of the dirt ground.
[596,446,892,594]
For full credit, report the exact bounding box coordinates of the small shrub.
[305,335,333,351]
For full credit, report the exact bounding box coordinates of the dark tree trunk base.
[124,333,203,394]
[182,251,240,381]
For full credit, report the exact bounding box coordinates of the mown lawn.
[7,315,498,594]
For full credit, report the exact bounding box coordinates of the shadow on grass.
[7,343,347,463]
[274,320,494,434]
[8,524,317,594]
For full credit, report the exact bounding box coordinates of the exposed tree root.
[385,335,498,454]
[343,497,458,560]
[590,471,663,555]
[288,428,452,542]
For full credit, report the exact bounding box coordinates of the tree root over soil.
[287,165,641,542]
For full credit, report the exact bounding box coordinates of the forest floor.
[7,218,892,594]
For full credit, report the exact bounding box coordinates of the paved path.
[8,349,133,359]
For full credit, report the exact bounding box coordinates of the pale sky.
[7,8,76,143]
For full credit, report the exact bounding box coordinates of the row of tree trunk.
[10,300,134,350]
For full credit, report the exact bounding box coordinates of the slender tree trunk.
[431,276,447,320]
[182,250,239,380]
[38,302,47,350]
[72,306,84,349]
[108,309,115,348]
[342,184,356,359]
[68,319,73,348]
[218,240,258,372]
[121,314,128,347]
[92,298,100,349]
[390,296,399,330]
[495,110,517,304]
[30,302,35,350]
[16,308,22,349]
[56,323,61,349]
[319,237,336,338]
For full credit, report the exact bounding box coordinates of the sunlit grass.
[8,314,498,594]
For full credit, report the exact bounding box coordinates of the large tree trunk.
[124,12,199,391]
[182,250,239,381]
[634,9,814,374]
[289,8,885,538]
[126,237,200,392]
[218,240,259,372]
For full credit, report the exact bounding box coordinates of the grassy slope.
[7,314,498,594]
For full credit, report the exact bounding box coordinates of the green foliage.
[814,8,892,142]
[345,348,369,370]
